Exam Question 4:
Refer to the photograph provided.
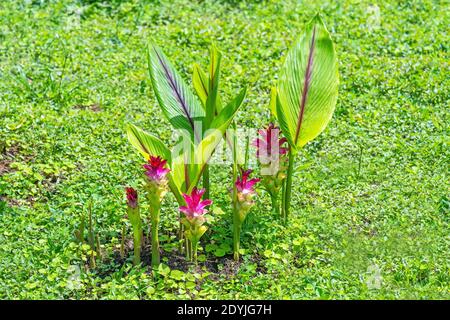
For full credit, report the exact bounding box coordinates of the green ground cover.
[0,0,448,299]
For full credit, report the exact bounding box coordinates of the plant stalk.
[88,200,94,251]
[133,225,142,265]
[179,221,184,253]
[96,234,102,262]
[281,179,286,220]
[150,206,160,267]
[233,214,241,261]
[90,250,96,269]
[192,240,198,265]
[203,165,210,199]
[120,223,126,259]
[87,200,96,268]
[270,193,280,217]
[231,122,240,261]
[283,146,295,223]
[186,238,192,261]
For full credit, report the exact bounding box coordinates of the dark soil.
[0,144,21,175]
[93,235,266,281]
[73,103,101,112]
[1,145,22,206]
[0,144,39,206]
[0,160,12,175]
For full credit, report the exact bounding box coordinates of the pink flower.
[143,156,170,182]
[179,187,213,219]
[235,168,260,195]
[252,123,288,163]
[125,187,138,209]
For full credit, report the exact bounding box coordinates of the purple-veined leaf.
[148,44,204,142]
[276,14,339,151]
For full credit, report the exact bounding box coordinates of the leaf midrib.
[153,48,201,142]
[294,25,316,146]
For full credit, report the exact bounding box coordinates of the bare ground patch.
[90,235,267,283]
[0,144,21,175]
[73,103,101,112]
[0,144,39,206]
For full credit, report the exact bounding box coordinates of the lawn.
[0,0,449,299]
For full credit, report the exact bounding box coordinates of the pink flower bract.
[143,156,170,182]
[179,187,213,219]
[252,123,288,162]
[235,168,260,195]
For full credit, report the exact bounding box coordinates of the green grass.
[0,0,449,299]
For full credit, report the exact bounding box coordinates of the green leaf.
[192,63,209,108]
[192,51,223,116]
[170,270,185,281]
[276,14,339,151]
[127,123,183,204]
[148,44,204,141]
[168,177,184,205]
[269,86,277,118]
[171,152,187,192]
[126,123,171,162]
[170,146,198,193]
[209,87,246,132]
[205,45,222,127]
[188,87,246,191]
[214,248,226,257]
[158,263,171,276]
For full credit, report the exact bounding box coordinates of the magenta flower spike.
[179,187,212,263]
[179,187,213,220]
[233,168,260,215]
[252,123,288,164]
[143,155,170,204]
[232,167,260,261]
[124,187,142,265]
[235,169,260,195]
[125,187,138,209]
[143,156,170,183]
[142,155,170,267]
[252,124,289,217]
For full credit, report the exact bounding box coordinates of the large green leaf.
[126,123,184,204]
[188,87,247,191]
[170,136,198,193]
[269,86,277,118]
[192,51,223,117]
[205,45,221,127]
[209,87,246,132]
[126,123,171,161]
[148,44,205,142]
[171,152,195,193]
[276,14,339,151]
[192,63,209,109]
